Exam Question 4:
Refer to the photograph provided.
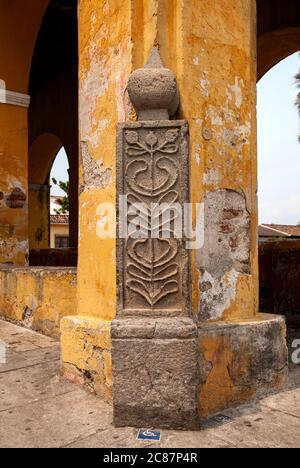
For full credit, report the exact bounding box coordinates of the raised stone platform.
[111,314,287,429]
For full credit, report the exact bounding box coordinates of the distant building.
[259,224,300,242]
[50,196,69,249]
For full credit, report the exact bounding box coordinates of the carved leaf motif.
[126,238,179,307]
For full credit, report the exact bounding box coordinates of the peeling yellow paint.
[61,315,112,400]
[0,267,77,337]
[199,331,256,417]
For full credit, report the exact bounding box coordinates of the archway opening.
[257,53,300,334]
[50,147,70,250]
[28,0,78,266]
[28,132,63,253]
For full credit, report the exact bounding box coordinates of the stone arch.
[28,0,78,249]
[0,0,50,93]
[257,28,300,81]
[257,0,300,80]
[256,1,300,325]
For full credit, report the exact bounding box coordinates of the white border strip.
[3,90,31,108]
[0,80,30,108]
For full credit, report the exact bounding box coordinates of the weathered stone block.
[112,318,200,429]
[198,314,288,418]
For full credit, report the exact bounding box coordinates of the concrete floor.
[0,319,299,448]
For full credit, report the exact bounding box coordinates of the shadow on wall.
[259,239,300,327]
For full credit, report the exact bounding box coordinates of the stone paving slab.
[0,319,299,448]
[262,388,300,418]
[200,404,300,448]
[0,347,60,373]
[0,389,113,448]
[0,320,57,350]
[67,426,236,449]
[0,359,75,412]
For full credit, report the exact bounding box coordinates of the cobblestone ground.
[0,319,299,448]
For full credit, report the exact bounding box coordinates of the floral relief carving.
[123,127,183,310]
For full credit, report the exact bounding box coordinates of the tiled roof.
[259,224,300,237]
[50,214,69,225]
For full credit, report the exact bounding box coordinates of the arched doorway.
[257,1,300,343]
[28,0,78,265]
[28,132,63,251]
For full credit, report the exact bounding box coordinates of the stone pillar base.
[198,314,288,418]
[60,316,112,401]
[112,317,200,430]
[112,314,287,429]
[60,314,287,429]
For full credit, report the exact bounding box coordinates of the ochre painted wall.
[0,1,50,93]
[0,106,29,264]
[0,266,77,338]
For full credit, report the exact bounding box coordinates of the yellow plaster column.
[61,0,134,398]
[163,0,285,417]
[165,0,258,322]
[61,0,173,399]
[62,1,287,417]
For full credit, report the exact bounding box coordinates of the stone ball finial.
[127,48,179,121]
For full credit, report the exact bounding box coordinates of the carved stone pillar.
[112,49,200,429]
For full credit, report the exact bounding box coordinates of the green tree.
[51,178,69,214]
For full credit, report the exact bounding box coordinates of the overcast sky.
[50,147,69,197]
[51,52,300,225]
[257,52,300,225]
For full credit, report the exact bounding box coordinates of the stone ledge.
[112,317,198,340]
[0,265,77,274]
[198,313,286,331]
